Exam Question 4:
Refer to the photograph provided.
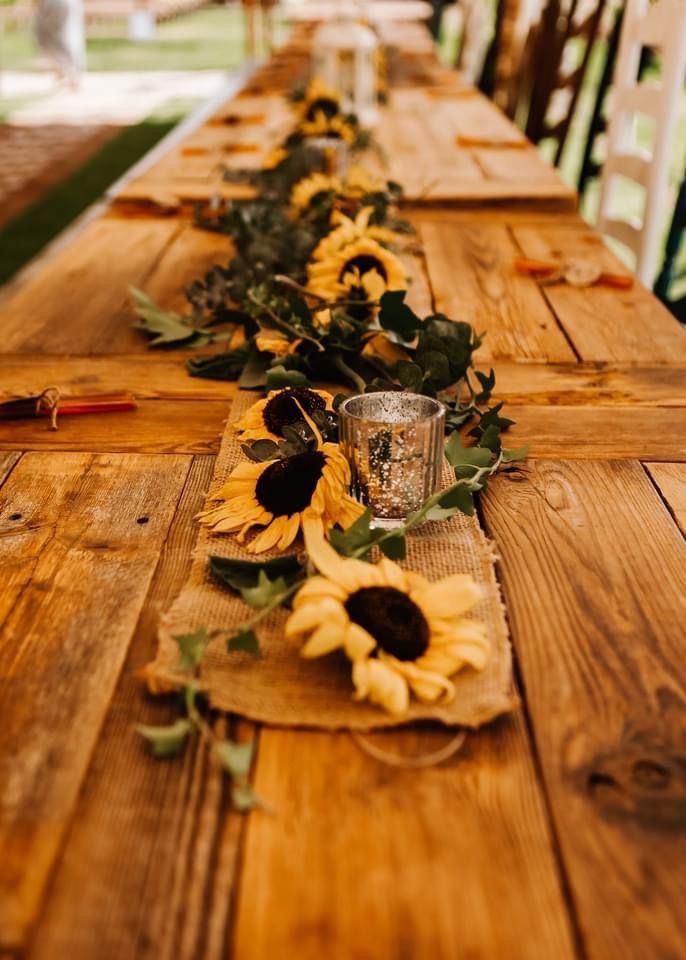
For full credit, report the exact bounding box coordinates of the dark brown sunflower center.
[255,450,326,516]
[305,98,339,121]
[263,387,326,436]
[340,255,387,283]
[345,587,429,661]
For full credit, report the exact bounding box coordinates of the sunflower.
[197,444,363,554]
[262,146,288,171]
[299,110,356,144]
[290,172,342,212]
[285,522,490,715]
[254,329,302,358]
[310,206,401,263]
[299,78,342,122]
[307,236,408,307]
[344,164,384,198]
[234,386,335,442]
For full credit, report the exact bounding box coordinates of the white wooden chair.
[597,0,686,286]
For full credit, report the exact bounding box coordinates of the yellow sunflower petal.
[285,596,347,637]
[344,622,377,660]
[353,658,409,715]
[415,575,482,619]
[293,575,349,605]
[301,621,348,658]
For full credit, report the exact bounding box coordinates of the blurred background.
[0,0,684,309]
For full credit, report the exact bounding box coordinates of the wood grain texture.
[503,406,686,460]
[26,456,248,960]
[0,399,229,455]
[0,451,192,950]
[0,355,237,401]
[511,225,686,363]
[0,452,21,488]
[645,463,686,537]
[481,461,686,960]
[418,220,576,361]
[0,218,182,355]
[234,718,577,960]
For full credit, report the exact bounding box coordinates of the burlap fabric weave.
[148,392,517,730]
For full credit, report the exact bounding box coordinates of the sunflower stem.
[329,353,367,393]
[247,290,325,352]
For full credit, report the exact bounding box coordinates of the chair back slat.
[598,0,686,285]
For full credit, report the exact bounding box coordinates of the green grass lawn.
[0,97,197,284]
[0,4,273,72]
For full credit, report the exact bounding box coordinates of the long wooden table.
[1,26,686,960]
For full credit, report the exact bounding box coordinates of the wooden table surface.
[2,26,686,960]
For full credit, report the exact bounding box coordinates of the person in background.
[35,0,86,89]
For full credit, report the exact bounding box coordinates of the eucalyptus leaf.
[265,365,310,389]
[209,554,304,593]
[227,629,261,657]
[214,740,255,777]
[136,718,193,758]
[378,289,422,341]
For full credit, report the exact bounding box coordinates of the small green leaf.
[238,346,271,389]
[131,288,199,348]
[265,365,310,389]
[231,781,260,813]
[475,368,496,403]
[329,508,379,557]
[136,718,193,757]
[438,484,475,516]
[175,627,211,669]
[444,433,494,469]
[227,629,261,657]
[214,740,255,777]
[379,533,406,560]
[502,445,529,463]
[378,289,423,341]
[242,439,280,462]
[240,570,289,609]
[478,424,502,454]
[209,554,304,593]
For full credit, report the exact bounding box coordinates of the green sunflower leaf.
[228,629,261,657]
[213,739,255,778]
[175,627,211,669]
[136,718,193,758]
[378,289,423,341]
[209,554,304,593]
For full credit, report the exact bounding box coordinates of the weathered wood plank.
[234,719,577,960]
[25,456,247,960]
[645,463,686,537]
[418,220,577,361]
[0,452,21,488]
[0,355,236,401]
[0,399,229,455]
[511,225,686,363]
[0,218,182,355]
[481,460,686,960]
[503,407,686,460]
[0,451,192,950]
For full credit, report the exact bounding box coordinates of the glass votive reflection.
[304,137,350,177]
[338,392,445,528]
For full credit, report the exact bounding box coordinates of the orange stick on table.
[513,257,634,289]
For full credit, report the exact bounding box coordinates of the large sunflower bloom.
[299,78,342,122]
[299,110,356,144]
[290,172,342,212]
[344,164,384,198]
[307,236,408,304]
[197,445,363,554]
[311,206,401,263]
[285,522,490,715]
[234,387,335,442]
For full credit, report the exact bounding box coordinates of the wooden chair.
[522,0,609,165]
[577,3,625,195]
[454,0,494,85]
[654,169,686,321]
[597,0,686,285]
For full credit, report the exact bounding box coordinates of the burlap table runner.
[147,392,517,730]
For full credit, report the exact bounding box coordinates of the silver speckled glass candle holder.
[338,392,445,528]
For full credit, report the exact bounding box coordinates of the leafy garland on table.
[134,79,527,811]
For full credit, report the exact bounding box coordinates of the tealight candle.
[338,391,445,527]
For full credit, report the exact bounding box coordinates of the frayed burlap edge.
[147,391,518,731]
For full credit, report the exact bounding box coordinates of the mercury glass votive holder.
[338,392,446,528]
[305,137,350,177]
